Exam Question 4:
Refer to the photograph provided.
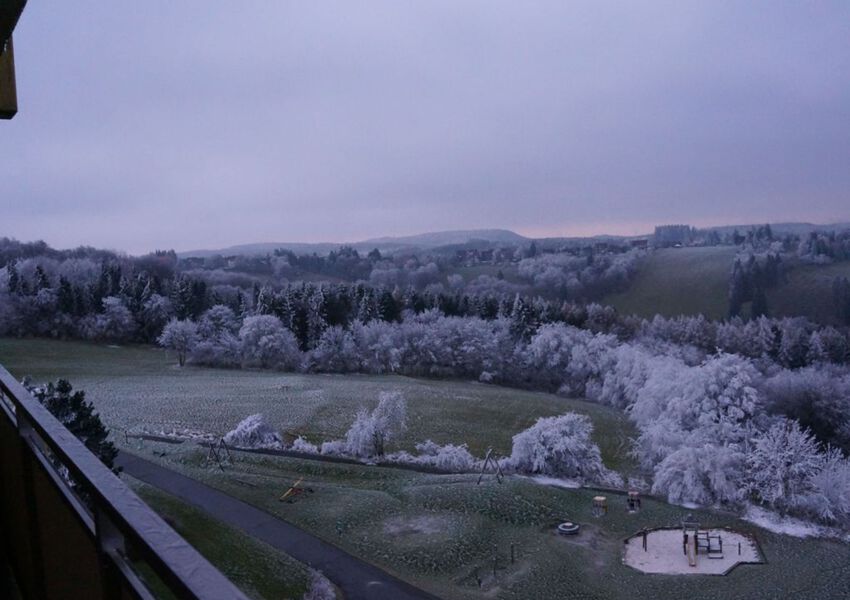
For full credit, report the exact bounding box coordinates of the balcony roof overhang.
[0,0,26,119]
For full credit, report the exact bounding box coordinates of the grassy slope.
[0,338,635,472]
[603,248,850,323]
[767,260,850,325]
[128,478,310,600]
[602,247,736,320]
[130,442,850,600]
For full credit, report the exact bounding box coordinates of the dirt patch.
[383,514,453,536]
[549,522,618,570]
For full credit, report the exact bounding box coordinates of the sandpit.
[623,528,762,575]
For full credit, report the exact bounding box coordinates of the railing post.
[16,411,48,600]
[95,507,126,600]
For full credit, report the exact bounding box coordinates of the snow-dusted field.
[8,338,850,599]
[624,528,761,575]
[0,338,634,469]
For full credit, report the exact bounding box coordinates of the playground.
[623,517,763,575]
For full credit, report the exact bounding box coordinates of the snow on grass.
[522,475,582,489]
[743,505,849,540]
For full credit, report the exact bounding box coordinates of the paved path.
[117,452,441,600]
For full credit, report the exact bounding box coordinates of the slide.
[687,539,697,567]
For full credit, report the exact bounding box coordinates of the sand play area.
[623,527,762,575]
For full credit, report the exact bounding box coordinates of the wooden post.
[0,36,17,119]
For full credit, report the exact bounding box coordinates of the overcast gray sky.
[3,1,849,254]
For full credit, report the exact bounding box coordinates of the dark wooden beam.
[0,0,27,47]
[0,36,17,119]
[0,0,26,119]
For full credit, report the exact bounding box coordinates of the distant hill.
[177,221,850,258]
[360,228,526,248]
[179,229,528,258]
[179,241,340,258]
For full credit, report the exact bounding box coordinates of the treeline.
[797,230,850,263]
[727,252,784,319]
[3,245,850,373]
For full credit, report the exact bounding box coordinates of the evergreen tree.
[57,277,75,314]
[35,265,51,290]
[510,294,537,340]
[7,261,19,293]
[25,379,118,472]
[728,261,745,318]
[751,282,769,319]
[378,289,401,322]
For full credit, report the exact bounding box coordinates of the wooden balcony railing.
[0,365,249,600]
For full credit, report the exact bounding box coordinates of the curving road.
[117,452,441,600]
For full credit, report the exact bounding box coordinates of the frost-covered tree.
[506,412,615,483]
[807,449,850,523]
[322,391,407,458]
[188,305,242,367]
[652,444,744,506]
[310,326,360,372]
[778,318,811,368]
[190,331,241,368]
[350,319,402,374]
[157,318,199,366]
[763,367,850,452]
[140,294,174,340]
[291,436,319,454]
[630,353,761,469]
[92,296,136,341]
[223,414,284,449]
[746,419,823,511]
[197,305,239,339]
[387,440,477,471]
[239,315,302,370]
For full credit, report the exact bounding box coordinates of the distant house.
[630,239,649,249]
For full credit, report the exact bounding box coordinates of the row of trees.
[163,307,850,525]
[727,252,784,318]
[156,297,850,377]
[225,400,617,486]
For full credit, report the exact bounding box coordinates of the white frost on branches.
[302,569,336,600]
[223,414,284,449]
[321,391,407,458]
[385,440,477,471]
[504,412,619,485]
